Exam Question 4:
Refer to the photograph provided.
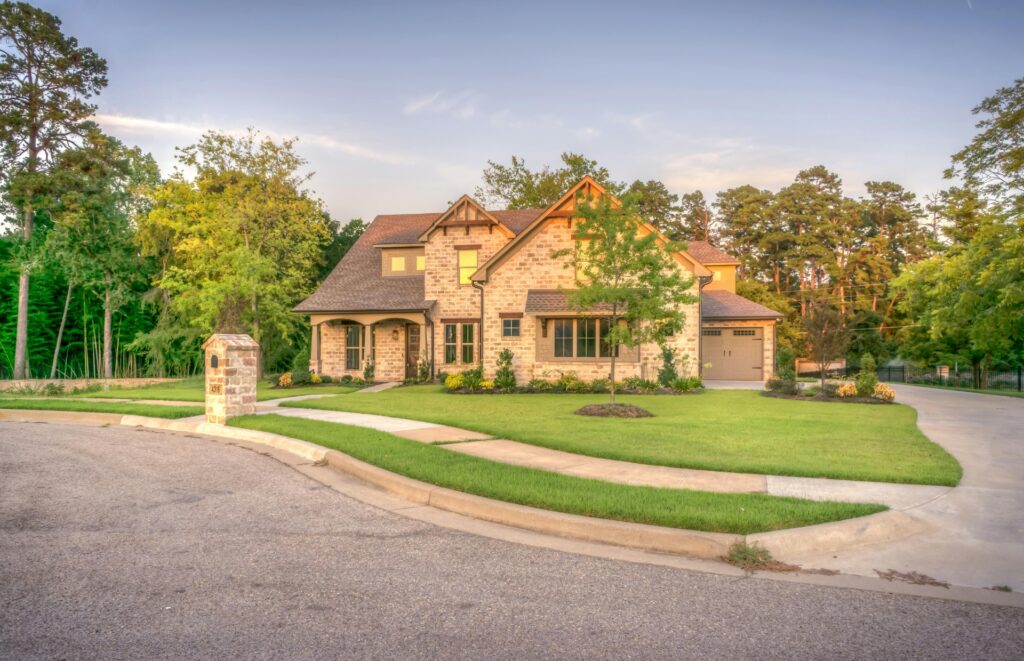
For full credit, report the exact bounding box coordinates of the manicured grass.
[231,414,886,535]
[284,386,962,486]
[0,398,204,419]
[67,377,357,402]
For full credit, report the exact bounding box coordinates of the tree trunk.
[103,279,113,379]
[609,309,618,404]
[251,293,263,378]
[50,282,73,379]
[13,207,34,379]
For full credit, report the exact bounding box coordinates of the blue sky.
[39,0,1024,222]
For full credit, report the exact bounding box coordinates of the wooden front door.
[405,324,420,379]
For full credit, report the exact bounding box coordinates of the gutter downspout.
[472,281,485,369]
[696,275,713,379]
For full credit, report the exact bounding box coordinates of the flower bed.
[440,367,703,396]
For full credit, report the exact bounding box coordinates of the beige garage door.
[702,327,763,381]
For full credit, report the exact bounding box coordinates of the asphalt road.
[2,421,1022,660]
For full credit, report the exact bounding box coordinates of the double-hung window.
[553,319,574,358]
[577,318,597,357]
[345,325,362,370]
[461,324,475,363]
[444,324,458,364]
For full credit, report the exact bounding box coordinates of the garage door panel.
[702,327,763,381]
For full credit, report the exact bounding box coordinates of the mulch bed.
[575,403,654,418]
[761,391,892,404]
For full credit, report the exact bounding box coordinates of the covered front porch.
[309,312,431,382]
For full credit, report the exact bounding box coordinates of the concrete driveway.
[791,385,1024,590]
[2,421,1022,658]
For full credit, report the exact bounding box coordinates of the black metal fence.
[795,364,1024,392]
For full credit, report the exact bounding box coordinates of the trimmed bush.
[461,367,484,391]
[836,383,858,398]
[765,377,799,395]
[669,376,702,392]
[292,368,311,385]
[277,372,293,388]
[340,374,353,384]
[527,378,555,392]
[494,348,517,390]
[590,378,611,393]
[873,383,896,402]
[310,372,322,384]
[480,380,495,390]
[319,374,333,384]
[444,373,464,391]
[657,345,679,387]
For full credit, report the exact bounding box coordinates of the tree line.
[0,2,363,379]
[475,79,1023,377]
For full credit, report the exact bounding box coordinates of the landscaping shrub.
[527,378,555,392]
[657,345,679,387]
[855,352,879,396]
[352,377,366,386]
[277,372,293,388]
[590,378,611,393]
[622,375,658,392]
[436,370,448,384]
[362,361,375,383]
[557,371,590,393]
[340,374,353,385]
[765,377,799,395]
[836,383,858,398]
[873,383,896,402]
[480,380,495,390]
[821,382,839,398]
[669,376,702,393]
[802,385,821,397]
[461,367,484,391]
[417,359,431,383]
[775,346,797,382]
[291,346,311,373]
[319,374,333,384]
[310,372,322,384]
[292,368,311,385]
[444,373,464,391]
[494,348,517,390]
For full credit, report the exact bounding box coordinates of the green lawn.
[231,414,885,535]
[283,386,962,486]
[0,398,204,418]
[66,377,357,402]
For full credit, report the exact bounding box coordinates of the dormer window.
[416,255,425,271]
[391,256,406,272]
[381,247,425,277]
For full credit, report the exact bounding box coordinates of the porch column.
[311,322,321,373]
[364,323,374,380]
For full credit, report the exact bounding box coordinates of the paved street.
[2,421,1022,659]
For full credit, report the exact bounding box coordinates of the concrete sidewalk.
[255,402,950,509]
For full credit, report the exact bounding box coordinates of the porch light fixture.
[391,329,400,340]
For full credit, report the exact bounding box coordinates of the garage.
[701,327,764,381]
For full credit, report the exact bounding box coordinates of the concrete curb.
[1,408,926,562]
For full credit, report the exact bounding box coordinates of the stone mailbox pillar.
[202,333,259,424]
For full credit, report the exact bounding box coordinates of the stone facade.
[202,333,258,424]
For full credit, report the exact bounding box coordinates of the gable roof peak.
[417,194,514,242]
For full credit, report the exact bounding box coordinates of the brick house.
[295,177,782,383]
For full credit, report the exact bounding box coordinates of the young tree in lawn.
[45,130,159,378]
[554,192,697,403]
[0,1,108,378]
[803,295,851,394]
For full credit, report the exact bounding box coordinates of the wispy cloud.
[94,113,413,165]
[661,138,802,193]
[403,90,481,120]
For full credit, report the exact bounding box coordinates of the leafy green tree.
[0,1,107,378]
[677,190,716,242]
[735,278,802,357]
[45,130,159,377]
[553,193,697,402]
[625,179,681,237]
[475,153,620,209]
[947,77,1024,213]
[803,295,850,393]
[136,129,331,374]
[715,185,784,289]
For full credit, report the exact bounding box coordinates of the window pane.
[554,319,574,358]
[502,319,520,337]
[599,319,618,358]
[415,255,425,271]
[345,325,362,370]
[391,256,405,272]
[577,318,596,357]
[458,250,477,285]
[444,324,457,364]
[461,324,474,363]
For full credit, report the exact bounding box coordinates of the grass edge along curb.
[0,399,203,419]
[229,414,886,536]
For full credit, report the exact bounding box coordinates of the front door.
[405,324,420,379]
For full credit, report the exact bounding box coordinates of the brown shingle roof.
[701,290,783,320]
[686,240,740,264]
[295,208,545,313]
[524,290,616,314]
